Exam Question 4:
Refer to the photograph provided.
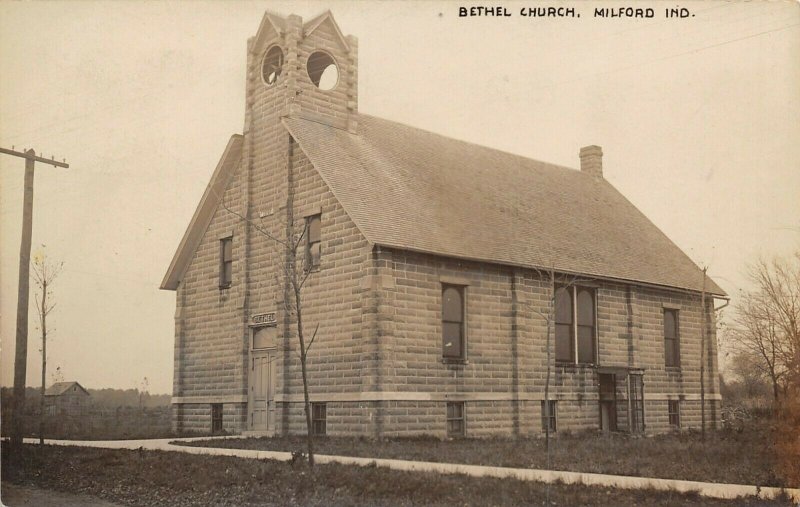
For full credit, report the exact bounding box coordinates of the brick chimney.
[579,145,603,179]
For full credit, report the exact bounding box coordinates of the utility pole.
[700,266,707,442]
[1,146,68,453]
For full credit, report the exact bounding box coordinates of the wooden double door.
[249,350,277,432]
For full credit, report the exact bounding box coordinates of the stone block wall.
[173,159,247,403]
[170,11,721,438]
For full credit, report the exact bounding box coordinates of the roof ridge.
[356,112,581,176]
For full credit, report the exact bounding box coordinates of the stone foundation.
[173,398,720,437]
[173,402,246,435]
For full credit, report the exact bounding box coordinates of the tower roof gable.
[303,10,351,52]
[252,11,287,54]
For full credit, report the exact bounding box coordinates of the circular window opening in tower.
[262,45,284,86]
[306,51,339,91]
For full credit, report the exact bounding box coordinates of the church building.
[161,11,725,437]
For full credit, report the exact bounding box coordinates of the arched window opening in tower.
[262,45,284,86]
[306,51,339,91]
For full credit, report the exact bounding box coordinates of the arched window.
[664,309,680,367]
[306,51,339,90]
[219,236,233,288]
[576,289,595,363]
[554,287,573,362]
[261,45,284,86]
[305,214,322,270]
[554,285,596,364]
[442,285,465,359]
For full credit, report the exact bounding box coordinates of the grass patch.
[2,444,791,506]
[178,421,794,487]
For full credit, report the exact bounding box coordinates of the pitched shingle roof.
[284,114,725,295]
[45,381,89,397]
[161,135,243,290]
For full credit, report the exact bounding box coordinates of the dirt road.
[1,483,122,507]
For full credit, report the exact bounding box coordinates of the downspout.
[714,297,730,312]
[710,296,730,426]
[241,38,257,429]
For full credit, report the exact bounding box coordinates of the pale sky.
[1,1,798,394]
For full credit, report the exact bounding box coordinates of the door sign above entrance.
[251,312,277,326]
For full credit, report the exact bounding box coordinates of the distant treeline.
[0,386,171,409]
[1,387,174,439]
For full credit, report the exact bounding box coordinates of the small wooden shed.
[45,381,90,417]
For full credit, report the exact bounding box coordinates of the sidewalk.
[23,437,800,503]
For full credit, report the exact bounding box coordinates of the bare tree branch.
[219,190,289,248]
[306,323,321,353]
[727,251,800,406]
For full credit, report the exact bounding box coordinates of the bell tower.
[246,10,358,134]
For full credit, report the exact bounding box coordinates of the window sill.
[219,284,232,291]
[665,366,682,372]
[555,362,596,368]
[442,358,469,366]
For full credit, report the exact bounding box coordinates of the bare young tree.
[31,248,63,445]
[728,252,800,407]
[221,168,321,466]
[529,266,556,459]
[283,216,321,467]
[529,267,593,460]
[526,267,595,506]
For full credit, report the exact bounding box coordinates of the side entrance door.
[249,325,277,433]
[599,373,617,432]
[249,352,276,432]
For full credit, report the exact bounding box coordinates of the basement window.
[668,400,681,428]
[312,403,327,436]
[211,403,223,433]
[541,400,557,433]
[446,402,465,437]
[306,51,339,91]
[261,45,284,86]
